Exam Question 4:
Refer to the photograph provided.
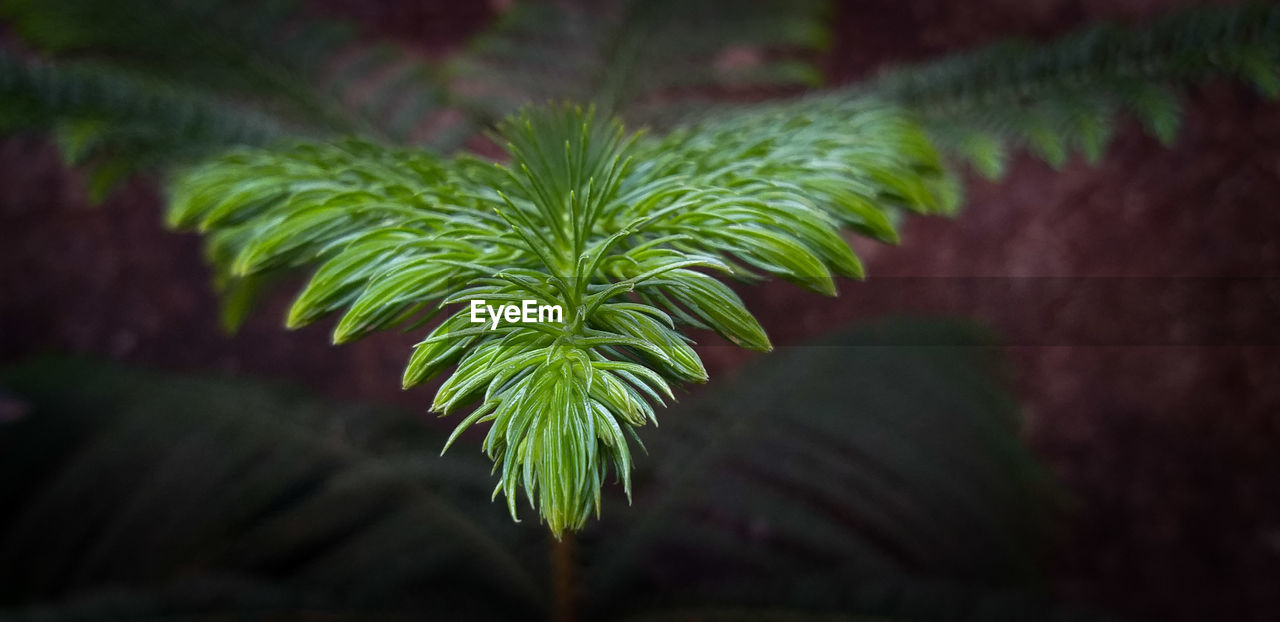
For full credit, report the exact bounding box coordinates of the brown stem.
[551,533,578,622]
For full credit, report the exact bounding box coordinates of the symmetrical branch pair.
[5,0,1278,533]
[169,102,951,532]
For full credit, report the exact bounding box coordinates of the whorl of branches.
[168,102,950,532]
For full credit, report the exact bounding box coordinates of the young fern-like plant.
[15,1,1276,536]
[168,101,951,533]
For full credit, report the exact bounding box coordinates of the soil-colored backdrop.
[2,1,1278,620]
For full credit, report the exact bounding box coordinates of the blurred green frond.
[0,0,451,195]
[167,101,951,533]
[587,319,1069,621]
[452,0,831,123]
[0,52,290,200]
[2,327,1100,620]
[0,0,446,139]
[0,358,544,620]
[867,2,1280,175]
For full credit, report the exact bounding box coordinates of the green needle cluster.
[167,101,950,533]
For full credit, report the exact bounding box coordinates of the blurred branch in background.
[0,0,452,196]
[450,0,832,125]
[586,318,1066,620]
[0,354,546,620]
[0,319,1103,621]
[3,0,1276,196]
[0,53,289,201]
[0,0,836,195]
[866,2,1280,177]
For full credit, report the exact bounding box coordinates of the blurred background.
[1,1,1278,621]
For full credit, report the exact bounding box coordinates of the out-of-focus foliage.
[867,2,1280,176]
[168,102,952,533]
[0,54,289,200]
[585,319,1078,621]
[452,0,832,124]
[0,0,835,193]
[3,0,1277,187]
[1,0,1277,535]
[0,0,448,196]
[0,358,544,621]
[0,321,1104,620]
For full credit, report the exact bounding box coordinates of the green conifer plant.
[2,0,1277,533]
